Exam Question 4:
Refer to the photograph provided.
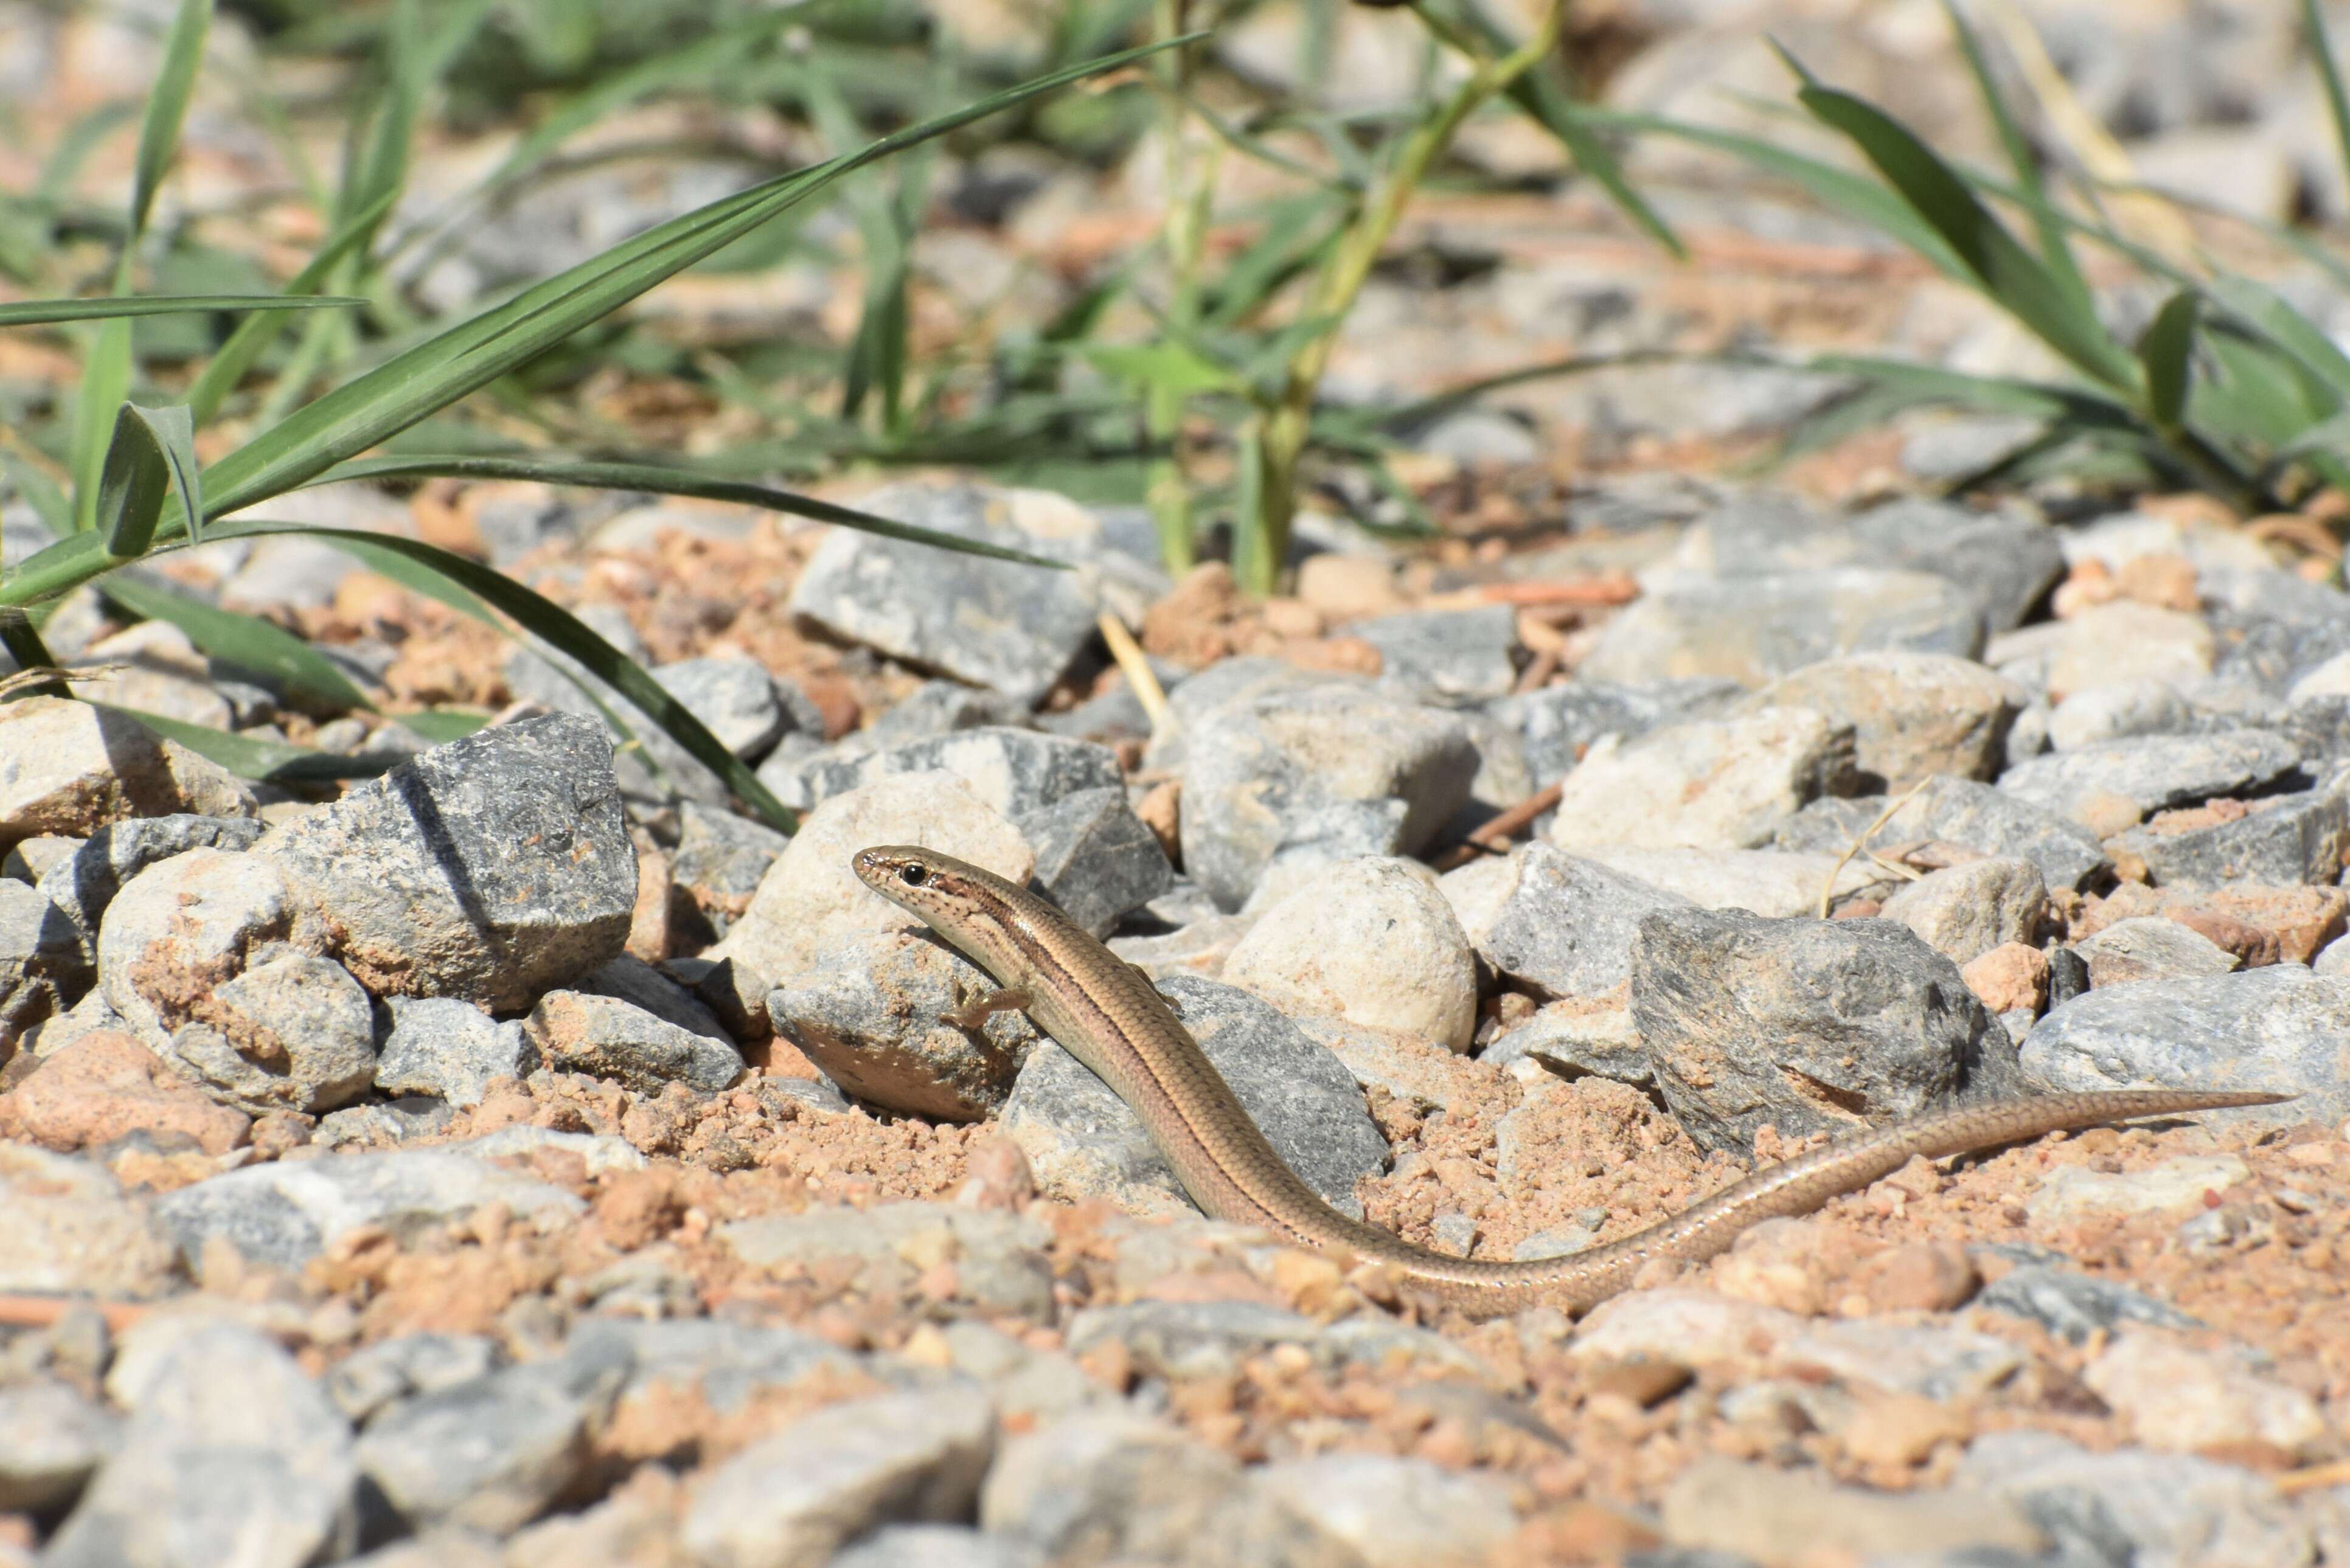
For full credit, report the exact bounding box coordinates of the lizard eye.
[899,864,929,887]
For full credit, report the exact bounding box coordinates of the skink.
[853,844,2289,1317]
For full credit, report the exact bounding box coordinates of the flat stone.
[1577,568,1984,689]
[1773,774,2111,890]
[767,929,1041,1121]
[357,1356,619,1534]
[721,1202,1053,1318]
[0,696,223,850]
[1549,708,1856,853]
[0,1378,118,1513]
[2115,785,2350,889]
[1300,1016,1496,1114]
[1062,1299,1483,1382]
[574,953,732,1039]
[2075,916,2240,987]
[1973,1254,2203,1344]
[1486,677,1743,788]
[2027,1155,2253,1224]
[165,951,380,1115]
[254,715,636,1011]
[0,1142,180,1297]
[2020,966,2350,1126]
[2045,601,2217,701]
[1753,651,2023,789]
[1223,857,1478,1050]
[1877,856,2048,966]
[787,481,1164,706]
[523,990,743,1095]
[1243,1453,1520,1567]
[1658,1456,2042,1564]
[715,772,1034,986]
[1996,730,2301,828]
[1570,846,1885,919]
[1773,1317,2023,1401]
[1001,975,1386,1218]
[0,1030,251,1155]
[1958,1429,2317,1568]
[154,1148,584,1269]
[1352,605,1520,703]
[374,996,537,1108]
[46,1320,357,1568]
[1180,685,1477,911]
[499,605,737,811]
[1630,908,2014,1156]
[681,1386,996,1568]
[1440,844,1692,1004]
[2083,1330,2326,1458]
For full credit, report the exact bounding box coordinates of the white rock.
[1877,856,2048,966]
[2027,1154,2251,1224]
[1549,708,1854,852]
[1222,857,1478,1051]
[2084,1331,2326,1458]
[97,847,293,1049]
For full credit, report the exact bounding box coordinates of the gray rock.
[1577,569,1985,689]
[313,1097,461,1151]
[767,930,1042,1121]
[1996,730,2303,827]
[1145,657,1347,772]
[1657,1455,2042,1566]
[356,1354,621,1535]
[456,1125,645,1175]
[1441,844,1693,1003]
[501,606,742,810]
[680,1386,996,1568]
[788,481,1164,707]
[652,656,788,759]
[723,1202,1054,1319]
[2019,966,2350,1126]
[1630,909,2015,1156]
[1751,651,2023,789]
[1021,785,1173,937]
[574,953,732,1041]
[671,803,790,934]
[1001,976,1387,1218]
[1549,708,1856,852]
[1,879,88,1054]
[33,813,266,948]
[831,1526,1043,1568]
[0,1144,180,1299]
[165,951,380,1115]
[1569,846,1886,919]
[1486,679,1745,793]
[325,1333,501,1424]
[96,847,293,1050]
[524,990,743,1095]
[373,996,537,1108]
[1180,685,1477,910]
[2074,917,2240,987]
[2113,785,2350,888]
[844,681,1026,755]
[1354,605,1520,703]
[0,696,252,850]
[0,1378,119,1513]
[154,1148,584,1270]
[1772,775,2111,891]
[2,834,84,885]
[1876,856,2048,967]
[254,715,636,1011]
[978,1411,1238,1566]
[922,1322,1104,1426]
[1956,1429,2316,1568]
[2049,677,2193,750]
[45,1320,357,1568]
[1244,1453,1520,1568]
[565,1317,857,1430]
[1062,1299,1481,1383]
[1973,1254,2204,1345]
[765,726,1122,823]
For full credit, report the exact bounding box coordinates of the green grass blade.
[67,319,132,534]
[315,456,1071,567]
[193,36,1190,529]
[393,707,489,743]
[0,609,67,699]
[2138,289,2199,429]
[1789,75,2139,393]
[192,521,794,829]
[94,403,201,558]
[97,573,375,712]
[129,0,214,238]
[95,702,392,782]
[1939,0,2093,316]
[2304,0,2350,194]
[0,296,366,328]
[186,194,396,424]
[2202,276,2350,403]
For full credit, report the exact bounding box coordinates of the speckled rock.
[1630,908,2015,1156]
[1,877,88,1052]
[1958,1429,2317,1568]
[721,1204,1054,1318]
[1996,729,2301,830]
[254,715,636,1011]
[356,1355,622,1533]
[1876,856,2047,967]
[373,996,537,1108]
[2028,1154,2253,1224]
[0,696,254,850]
[1354,604,1520,702]
[0,1377,118,1513]
[1180,685,1477,911]
[2113,784,2350,889]
[524,989,742,1095]
[1773,774,2111,890]
[1001,975,1386,1218]
[763,726,1122,823]
[767,929,1042,1120]
[32,813,266,951]
[1549,708,1855,853]
[978,1411,1238,1565]
[1658,1456,2042,1565]
[1577,569,1984,689]
[1570,846,1885,918]
[1020,785,1173,937]
[0,1143,179,1298]
[96,846,292,1049]
[165,951,380,1115]
[1223,857,1477,1051]
[1243,1453,1520,1568]
[2075,916,2240,987]
[1441,843,1692,1004]
[1486,677,1743,789]
[1753,651,2023,789]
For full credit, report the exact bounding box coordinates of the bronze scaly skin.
[853,844,2290,1317]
